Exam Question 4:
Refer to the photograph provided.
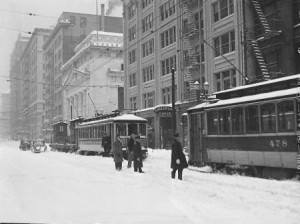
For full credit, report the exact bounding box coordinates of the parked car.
[31,139,47,153]
[19,139,31,151]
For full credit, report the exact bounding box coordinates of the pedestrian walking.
[111,134,123,171]
[127,133,135,168]
[101,133,111,157]
[133,135,144,173]
[171,133,188,180]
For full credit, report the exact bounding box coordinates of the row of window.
[207,100,295,135]
[213,0,234,22]
[215,69,236,91]
[160,0,176,21]
[142,13,153,33]
[214,30,235,57]
[142,39,154,58]
[129,85,177,109]
[142,0,153,9]
[160,26,176,49]
[68,16,87,27]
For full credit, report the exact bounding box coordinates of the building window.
[69,16,76,25]
[130,97,137,110]
[143,92,155,108]
[214,69,236,91]
[128,25,136,42]
[142,0,153,9]
[142,13,153,33]
[142,39,154,57]
[160,26,176,48]
[162,87,172,104]
[142,64,154,82]
[80,17,87,27]
[214,30,235,57]
[129,49,136,64]
[128,2,136,19]
[129,73,136,87]
[161,55,176,76]
[160,0,175,21]
[212,0,234,22]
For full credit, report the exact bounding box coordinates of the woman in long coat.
[133,136,144,173]
[111,134,123,171]
[171,133,188,180]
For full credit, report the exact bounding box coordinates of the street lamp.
[204,81,209,100]
[194,81,200,104]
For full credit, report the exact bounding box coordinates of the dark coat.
[127,137,134,152]
[112,138,123,163]
[133,141,143,169]
[171,138,188,169]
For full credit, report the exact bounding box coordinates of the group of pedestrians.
[110,132,188,180]
[111,133,144,173]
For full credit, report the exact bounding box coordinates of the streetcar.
[187,74,300,179]
[76,113,148,158]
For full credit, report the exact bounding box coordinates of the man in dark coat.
[111,134,123,171]
[171,133,188,180]
[133,135,144,173]
[127,133,135,168]
[101,134,111,157]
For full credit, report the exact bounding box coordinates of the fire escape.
[181,0,200,100]
[249,0,282,81]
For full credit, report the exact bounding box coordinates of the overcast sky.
[0,0,122,94]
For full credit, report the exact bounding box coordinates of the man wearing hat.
[171,133,188,180]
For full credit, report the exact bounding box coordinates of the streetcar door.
[189,112,205,165]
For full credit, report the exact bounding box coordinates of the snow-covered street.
[0,141,300,224]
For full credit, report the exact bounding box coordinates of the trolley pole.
[171,68,176,136]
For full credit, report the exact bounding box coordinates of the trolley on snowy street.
[187,74,300,179]
[76,113,148,158]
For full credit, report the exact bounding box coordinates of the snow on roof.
[112,113,147,122]
[188,87,300,111]
[214,73,300,95]
[78,114,147,127]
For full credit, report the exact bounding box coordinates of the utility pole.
[171,68,176,136]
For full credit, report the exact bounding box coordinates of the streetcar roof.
[188,86,300,112]
[214,73,300,95]
[77,113,147,127]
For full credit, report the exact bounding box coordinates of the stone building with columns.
[61,31,124,122]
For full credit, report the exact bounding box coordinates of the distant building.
[9,34,30,140]
[19,28,52,139]
[0,93,11,140]
[43,8,123,140]
[61,31,124,122]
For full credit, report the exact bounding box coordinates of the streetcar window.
[278,100,295,132]
[207,110,218,135]
[219,109,230,135]
[116,123,126,136]
[139,123,146,136]
[232,107,244,134]
[245,105,259,134]
[260,103,276,133]
[128,123,138,136]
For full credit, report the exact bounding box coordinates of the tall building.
[9,34,30,140]
[123,0,300,149]
[43,9,123,140]
[19,28,52,139]
[0,93,11,140]
[61,31,124,123]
